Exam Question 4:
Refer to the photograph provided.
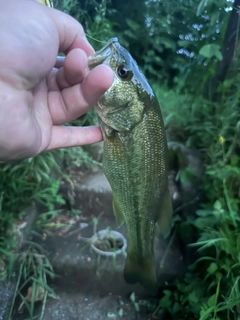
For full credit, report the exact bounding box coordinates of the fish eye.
[117,66,132,80]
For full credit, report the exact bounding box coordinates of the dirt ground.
[3,170,185,320]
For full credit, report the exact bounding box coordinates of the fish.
[88,38,172,292]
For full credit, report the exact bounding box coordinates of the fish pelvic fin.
[156,191,173,238]
[124,251,158,293]
[113,198,125,226]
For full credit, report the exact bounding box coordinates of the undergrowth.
[0,241,56,320]
[151,76,240,320]
[0,146,95,318]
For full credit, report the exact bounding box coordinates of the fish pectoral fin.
[113,198,125,226]
[124,252,158,294]
[156,191,173,239]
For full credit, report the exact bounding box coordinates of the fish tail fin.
[124,251,157,293]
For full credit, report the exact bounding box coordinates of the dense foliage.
[1,0,240,319]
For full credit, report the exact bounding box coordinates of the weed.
[0,241,56,320]
[150,78,240,320]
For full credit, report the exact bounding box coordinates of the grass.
[139,78,240,319]
[0,241,56,320]
[0,143,97,319]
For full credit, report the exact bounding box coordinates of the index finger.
[49,7,95,56]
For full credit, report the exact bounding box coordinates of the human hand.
[0,0,114,161]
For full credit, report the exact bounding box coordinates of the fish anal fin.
[124,251,158,294]
[113,198,125,226]
[156,191,173,238]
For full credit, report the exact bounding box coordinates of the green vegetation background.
[1,0,240,319]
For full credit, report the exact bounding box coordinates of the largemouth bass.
[88,38,172,292]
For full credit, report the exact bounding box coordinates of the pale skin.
[0,0,114,161]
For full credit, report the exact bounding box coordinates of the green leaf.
[123,30,138,40]
[231,155,239,166]
[199,44,223,61]
[215,50,223,61]
[126,19,140,31]
[213,200,221,210]
[176,167,195,185]
[172,302,182,313]
[222,79,234,88]
[193,217,216,229]
[196,0,208,16]
[118,308,124,317]
[216,298,240,311]
[195,209,213,217]
[188,291,199,303]
[160,290,172,308]
[200,305,215,320]
[216,272,222,280]
[210,11,220,25]
[225,165,240,175]
[134,302,140,312]
[161,38,176,50]
[207,262,218,274]
[130,292,136,302]
[107,312,116,318]
[178,40,191,47]
[236,233,240,252]
[207,293,216,307]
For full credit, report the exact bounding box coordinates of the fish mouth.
[88,37,120,70]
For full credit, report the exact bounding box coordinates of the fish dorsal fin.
[113,198,125,226]
[156,191,173,238]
